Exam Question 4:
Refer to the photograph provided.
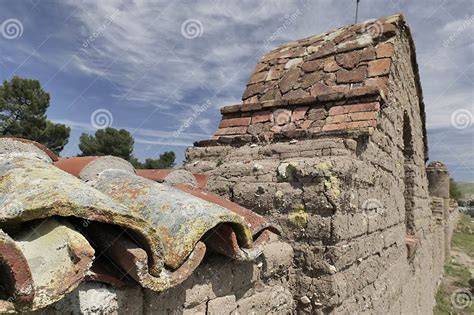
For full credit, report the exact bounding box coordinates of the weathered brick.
[327,114,349,124]
[282,89,309,100]
[376,43,394,58]
[292,107,309,121]
[248,71,268,84]
[253,62,268,73]
[322,123,345,131]
[344,102,380,113]
[310,83,331,96]
[284,58,303,69]
[324,59,340,72]
[365,77,388,97]
[219,117,251,128]
[279,68,301,94]
[300,120,313,129]
[252,111,273,124]
[220,104,241,114]
[329,105,345,116]
[241,102,262,112]
[302,59,324,73]
[368,58,391,77]
[346,119,377,129]
[214,126,248,136]
[359,47,376,61]
[349,111,377,121]
[307,42,336,60]
[265,66,284,81]
[335,50,361,69]
[242,82,265,100]
[307,108,328,120]
[336,66,367,83]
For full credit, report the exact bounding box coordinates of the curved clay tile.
[0,152,165,277]
[2,137,59,162]
[13,219,94,311]
[0,230,34,313]
[90,169,254,269]
[174,184,281,259]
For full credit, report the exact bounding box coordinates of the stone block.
[207,295,237,315]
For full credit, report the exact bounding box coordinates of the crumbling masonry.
[5,14,459,314]
[184,14,459,314]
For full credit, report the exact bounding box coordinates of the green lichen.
[288,204,308,228]
[317,161,340,198]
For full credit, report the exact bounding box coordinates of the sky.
[0,0,472,182]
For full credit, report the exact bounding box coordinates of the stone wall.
[34,236,294,314]
[183,14,459,314]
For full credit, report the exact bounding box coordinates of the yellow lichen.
[288,204,308,228]
[317,161,340,198]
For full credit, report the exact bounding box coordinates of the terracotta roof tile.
[0,138,279,312]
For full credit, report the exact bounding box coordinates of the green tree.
[141,152,176,169]
[450,178,462,201]
[0,76,70,154]
[78,127,176,169]
[78,128,134,160]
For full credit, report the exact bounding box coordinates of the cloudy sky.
[0,0,472,181]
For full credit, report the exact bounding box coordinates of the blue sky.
[0,0,472,181]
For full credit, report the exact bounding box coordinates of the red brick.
[376,43,394,58]
[251,111,273,124]
[368,58,391,77]
[291,107,309,121]
[329,105,345,116]
[214,126,248,136]
[219,117,251,128]
[349,111,377,121]
[328,114,349,124]
[336,66,367,83]
[344,102,380,113]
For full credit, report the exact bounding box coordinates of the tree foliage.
[450,178,462,201]
[78,127,176,169]
[0,76,70,154]
[140,152,176,169]
[78,128,134,160]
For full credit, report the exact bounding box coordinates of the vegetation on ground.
[434,214,474,314]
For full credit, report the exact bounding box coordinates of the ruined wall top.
[241,14,403,103]
[202,14,427,157]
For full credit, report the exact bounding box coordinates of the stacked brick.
[211,86,384,144]
[211,15,403,143]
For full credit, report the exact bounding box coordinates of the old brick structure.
[1,14,459,315]
[184,14,459,313]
